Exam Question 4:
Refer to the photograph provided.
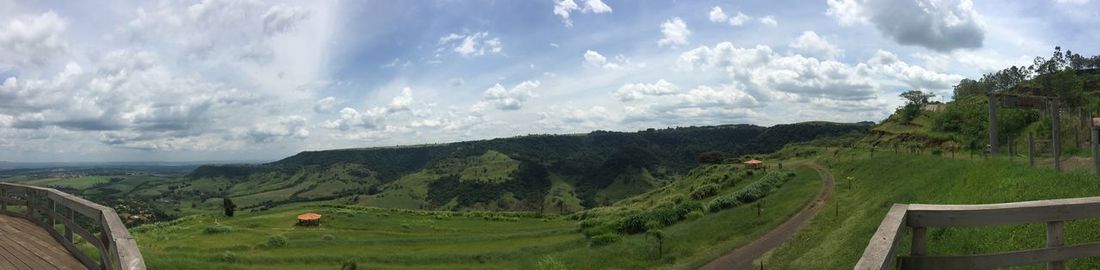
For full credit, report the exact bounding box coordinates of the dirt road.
[698,163,835,270]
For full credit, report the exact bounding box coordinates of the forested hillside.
[176,122,869,212]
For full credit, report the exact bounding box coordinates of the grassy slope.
[764,149,1100,269]
[132,165,822,269]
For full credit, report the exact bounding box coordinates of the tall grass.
[765,151,1100,269]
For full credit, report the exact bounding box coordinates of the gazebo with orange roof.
[743,159,764,169]
[297,213,321,226]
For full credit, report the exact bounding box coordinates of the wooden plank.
[1048,221,1065,270]
[0,217,64,270]
[907,196,1100,227]
[899,242,1100,270]
[912,227,927,256]
[5,216,85,267]
[0,182,146,270]
[855,204,909,270]
[102,208,145,270]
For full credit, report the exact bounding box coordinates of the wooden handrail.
[856,197,1100,270]
[0,182,146,270]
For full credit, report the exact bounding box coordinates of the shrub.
[647,206,679,227]
[707,196,741,212]
[590,233,621,247]
[616,215,649,235]
[220,251,236,263]
[535,256,567,270]
[266,234,289,248]
[322,234,336,241]
[690,184,720,199]
[341,261,358,270]
[674,201,705,217]
[931,147,944,156]
[203,225,233,234]
[686,210,705,220]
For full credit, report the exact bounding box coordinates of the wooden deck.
[0,215,85,270]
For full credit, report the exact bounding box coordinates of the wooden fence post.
[1092,119,1099,174]
[1052,100,1062,171]
[912,227,927,257]
[1047,221,1065,270]
[1029,132,1036,167]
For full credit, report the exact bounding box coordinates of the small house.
[297,213,321,226]
[743,159,764,169]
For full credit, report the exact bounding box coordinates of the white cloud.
[868,50,965,97]
[709,7,752,26]
[321,87,418,131]
[790,31,843,60]
[612,79,680,101]
[622,84,760,125]
[759,16,778,27]
[677,41,964,111]
[241,115,309,143]
[313,96,338,113]
[537,105,617,130]
[262,5,310,35]
[438,32,503,57]
[583,50,636,70]
[0,11,68,68]
[553,0,613,27]
[729,12,752,26]
[826,0,985,52]
[709,7,728,23]
[475,80,540,111]
[658,17,690,48]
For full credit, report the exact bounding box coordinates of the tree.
[223,197,237,217]
[897,90,935,123]
[900,90,936,105]
[696,151,724,164]
[953,78,989,100]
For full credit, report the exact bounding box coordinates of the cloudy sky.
[0,0,1097,162]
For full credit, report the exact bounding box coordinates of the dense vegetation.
[175,122,867,213]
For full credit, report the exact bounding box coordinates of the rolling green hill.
[131,161,822,269]
[167,122,868,213]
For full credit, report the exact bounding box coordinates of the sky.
[0,0,1097,162]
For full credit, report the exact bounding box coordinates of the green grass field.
[21,175,112,189]
[764,149,1100,269]
[131,165,822,269]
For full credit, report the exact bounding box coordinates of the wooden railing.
[856,197,1100,270]
[0,182,146,270]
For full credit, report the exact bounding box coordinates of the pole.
[1029,132,1036,167]
[1052,100,1062,171]
[1092,120,1099,174]
[989,91,999,155]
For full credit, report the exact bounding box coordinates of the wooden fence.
[856,197,1100,270]
[0,182,146,270]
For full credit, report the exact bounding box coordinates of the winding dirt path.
[698,163,834,270]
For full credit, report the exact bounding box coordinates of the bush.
[616,215,649,235]
[707,196,741,212]
[322,234,336,241]
[690,184,720,199]
[686,210,705,220]
[220,251,237,263]
[266,234,289,248]
[203,225,233,234]
[535,256,567,270]
[341,261,358,270]
[930,147,944,156]
[709,172,792,212]
[590,233,621,247]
